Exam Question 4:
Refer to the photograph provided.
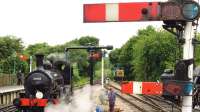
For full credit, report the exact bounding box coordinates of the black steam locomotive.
[13,54,73,112]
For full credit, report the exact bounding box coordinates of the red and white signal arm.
[84,1,200,22]
[121,81,163,95]
[84,2,160,22]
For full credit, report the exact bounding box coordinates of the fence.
[0,74,17,87]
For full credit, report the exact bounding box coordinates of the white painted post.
[29,56,32,72]
[101,50,104,88]
[182,22,194,112]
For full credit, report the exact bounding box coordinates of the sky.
[0,0,192,49]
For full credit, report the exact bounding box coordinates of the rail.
[106,83,165,112]
[0,104,17,112]
[107,81,181,112]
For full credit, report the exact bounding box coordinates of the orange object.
[142,82,163,95]
[121,82,133,94]
[20,98,48,107]
[121,81,163,95]
[16,53,28,61]
[19,55,28,61]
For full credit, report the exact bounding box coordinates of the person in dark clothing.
[17,71,24,85]
[108,87,116,112]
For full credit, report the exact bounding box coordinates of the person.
[16,70,24,85]
[108,87,116,112]
[96,105,103,112]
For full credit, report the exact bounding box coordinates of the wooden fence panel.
[0,74,17,87]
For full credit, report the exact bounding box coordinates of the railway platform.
[0,85,24,105]
[0,85,23,94]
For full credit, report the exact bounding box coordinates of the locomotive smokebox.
[35,54,44,68]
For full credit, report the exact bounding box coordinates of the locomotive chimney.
[35,54,44,68]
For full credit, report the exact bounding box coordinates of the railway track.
[142,95,181,112]
[107,81,181,112]
[0,104,17,112]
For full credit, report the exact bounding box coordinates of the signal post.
[83,0,200,112]
[182,21,194,111]
[65,45,113,85]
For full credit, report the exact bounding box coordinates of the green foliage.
[78,36,99,46]
[24,36,99,77]
[0,35,101,82]
[109,26,177,81]
[0,36,26,74]
[133,27,177,81]
[0,36,23,59]
[195,34,200,66]
[95,57,112,80]
[109,48,121,65]
[25,43,51,55]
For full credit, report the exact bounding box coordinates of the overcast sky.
[0,0,195,48]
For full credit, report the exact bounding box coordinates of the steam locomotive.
[13,54,73,112]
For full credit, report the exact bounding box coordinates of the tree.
[109,48,121,65]
[0,36,26,74]
[109,26,178,81]
[133,28,177,81]
[0,36,23,60]
[25,43,51,56]
[78,36,99,46]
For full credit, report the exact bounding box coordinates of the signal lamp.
[182,1,200,20]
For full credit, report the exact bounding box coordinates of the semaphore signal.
[83,0,200,112]
[84,1,200,22]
